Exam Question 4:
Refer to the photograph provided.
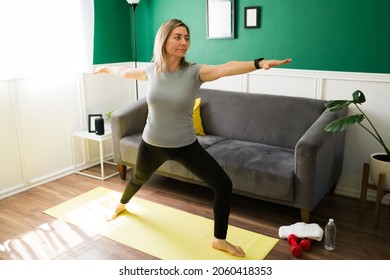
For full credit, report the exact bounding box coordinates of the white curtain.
[0,0,94,80]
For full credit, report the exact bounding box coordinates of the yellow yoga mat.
[44,187,278,260]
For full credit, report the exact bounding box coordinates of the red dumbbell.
[287,234,302,257]
[299,238,313,251]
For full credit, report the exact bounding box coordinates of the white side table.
[72,130,119,181]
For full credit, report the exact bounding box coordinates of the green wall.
[94,0,390,74]
[93,0,131,63]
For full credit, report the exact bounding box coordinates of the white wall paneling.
[0,80,25,194]
[201,74,244,92]
[83,73,131,120]
[16,75,81,180]
[247,72,318,99]
[0,74,83,198]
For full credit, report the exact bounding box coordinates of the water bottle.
[324,218,336,250]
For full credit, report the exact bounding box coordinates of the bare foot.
[106,203,126,221]
[211,238,245,257]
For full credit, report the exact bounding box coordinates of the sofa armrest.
[294,107,347,210]
[110,98,148,164]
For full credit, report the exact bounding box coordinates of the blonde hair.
[152,19,190,76]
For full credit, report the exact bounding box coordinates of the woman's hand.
[94,66,109,74]
[260,58,292,70]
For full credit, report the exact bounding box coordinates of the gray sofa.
[111,88,347,222]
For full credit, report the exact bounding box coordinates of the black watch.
[254,58,264,69]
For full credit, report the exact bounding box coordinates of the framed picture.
[88,114,102,133]
[206,0,235,39]
[244,6,261,29]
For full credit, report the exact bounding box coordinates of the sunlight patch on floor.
[0,220,97,260]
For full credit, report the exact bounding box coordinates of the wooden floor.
[1,165,389,260]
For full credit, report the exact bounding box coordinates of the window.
[0,0,94,80]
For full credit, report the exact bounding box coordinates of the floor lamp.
[126,0,140,100]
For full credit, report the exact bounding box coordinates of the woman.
[95,19,292,257]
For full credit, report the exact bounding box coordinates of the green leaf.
[324,100,351,112]
[105,111,113,120]
[324,119,345,132]
[352,90,366,104]
[324,114,365,132]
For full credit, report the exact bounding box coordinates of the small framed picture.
[244,6,261,29]
[88,114,102,133]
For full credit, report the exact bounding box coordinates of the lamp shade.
[126,0,140,4]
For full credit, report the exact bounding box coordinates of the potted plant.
[104,110,113,131]
[105,111,113,122]
[324,90,390,188]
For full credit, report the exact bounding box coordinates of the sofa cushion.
[119,133,226,166]
[120,134,294,202]
[205,139,295,202]
[197,135,226,148]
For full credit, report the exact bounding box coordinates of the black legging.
[120,139,233,239]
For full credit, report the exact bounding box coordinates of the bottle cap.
[329,218,334,223]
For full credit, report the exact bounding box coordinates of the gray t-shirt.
[143,63,203,148]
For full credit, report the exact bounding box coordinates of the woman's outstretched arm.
[94,65,147,81]
[199,58,292,82]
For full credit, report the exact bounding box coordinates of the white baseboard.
[335,184,390,205]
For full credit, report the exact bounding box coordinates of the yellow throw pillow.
[193,98,205,136]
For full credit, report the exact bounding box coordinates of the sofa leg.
[118,164,127,180]
[301,209,310,223]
